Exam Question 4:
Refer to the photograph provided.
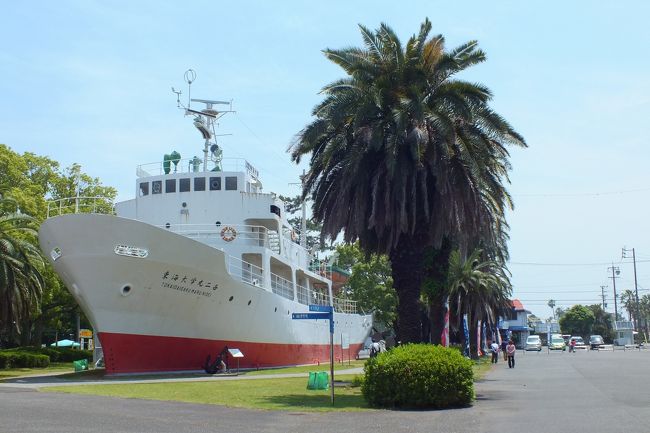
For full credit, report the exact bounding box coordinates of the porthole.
[274,307,277,312]
[165,222,171,229]
[120,284,132,296]
[182,202,187,208]
[215,221,221,226]
[229,296,234,302]
[247,300,252,306]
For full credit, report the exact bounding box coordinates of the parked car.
[525,335,542,351]
[589,335,604,349]
[549,334,566,351]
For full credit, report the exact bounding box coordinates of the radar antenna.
[172,69,235,171]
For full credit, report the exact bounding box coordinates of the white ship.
[38,72,372,374]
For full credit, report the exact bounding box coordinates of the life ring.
[220,226,237,242]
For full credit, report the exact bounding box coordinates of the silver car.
[525,335,542,351]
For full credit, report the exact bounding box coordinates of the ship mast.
[172,69,234,172]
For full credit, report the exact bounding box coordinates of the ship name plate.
[114,244,149,258]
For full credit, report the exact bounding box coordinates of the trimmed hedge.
[0,352,50,369]
[11,346,92,362]
[0,346,92,369]
[361,343,474,409]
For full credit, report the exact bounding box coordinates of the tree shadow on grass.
[263,393,370,410]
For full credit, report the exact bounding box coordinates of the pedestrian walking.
[490,341,499,363]
[501,339,508,361]
[507,340,516,368]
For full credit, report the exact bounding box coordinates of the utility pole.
[622,247,641,334]
[600,285,608,310]
[608,265,620,321]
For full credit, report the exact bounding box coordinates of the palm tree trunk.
[468,315,479,360]
[426,241,452,344]
[390,235,426,344]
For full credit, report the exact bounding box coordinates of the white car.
[525,335,542,351]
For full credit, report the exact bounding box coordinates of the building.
[499,299,532,348]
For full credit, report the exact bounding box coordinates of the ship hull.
[39,214,371,374]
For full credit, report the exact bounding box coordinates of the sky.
[2,1,649,319]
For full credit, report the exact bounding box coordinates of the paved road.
[2,349,650,433]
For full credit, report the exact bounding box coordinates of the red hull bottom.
[99,332,363,374]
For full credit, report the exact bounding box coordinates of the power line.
[508,259,650,267]
[513,187,650,197]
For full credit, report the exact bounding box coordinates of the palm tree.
[548,299,556,319]
[291,19,525,342]
[620,289,636,322]
[446,248,511,357]
[0,197,45,337]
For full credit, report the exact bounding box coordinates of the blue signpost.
[292,305,334,403]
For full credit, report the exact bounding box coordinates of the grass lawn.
[38,357,491,411]
[241,360,365,376]
[44,374,369,412]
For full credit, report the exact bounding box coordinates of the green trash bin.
[307,371,318,389]
[73,359,88,372]
[307,371,329,390]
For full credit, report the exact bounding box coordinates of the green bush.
[11,346,92,362]
[0,351,49,368]
[361,343,474,409]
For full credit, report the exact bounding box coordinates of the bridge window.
[165,179,176,193]
[270,205,281,217]
[194,177,205,191]
[152,180,162,194]
[139,182,149,196]
[209,177,221,191]
[225,176,238,190]
[179,178,190,192]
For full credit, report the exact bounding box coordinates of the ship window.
[270,205,281,217]
[179,178,190,192]
[152,180,162,195]
[194,177,206,191]
[139,182,149,196]
[165,179,176,193]
[225,176,238,190]
[209,177,221,191]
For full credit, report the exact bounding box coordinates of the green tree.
[291,20,525,343]
[335,243,396,327]
[0,197,45,340]
[587,304,614,343]
[620,289,636,322]
[446,249,511,358]
[559,305,595,338]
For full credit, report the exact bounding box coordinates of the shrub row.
[362,343,474,409]
[0,346,93,368]
[10,346,92,362]
[0,352,50,369]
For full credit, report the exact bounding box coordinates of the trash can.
[307,371,329,390]
[73,359,89,372]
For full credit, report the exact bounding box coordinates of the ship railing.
[46,196,115,218]
[296,283,330,307]
[333,297,358,314]
[137,158,253,177]
[161,224,270,248]
[295,283,358,314]
[225,255,265,288]
[271,273,294,301]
